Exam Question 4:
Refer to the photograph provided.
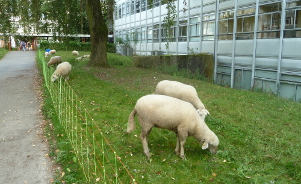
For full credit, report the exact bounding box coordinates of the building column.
[230,0,238,88]
[251,0,260,88]
[214,0,220,82]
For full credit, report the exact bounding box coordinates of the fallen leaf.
[212,173,217,177]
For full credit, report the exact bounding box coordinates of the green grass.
[39,51,301,183]
[0,48,8,60]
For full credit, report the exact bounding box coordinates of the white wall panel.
[235,40,254,56]
[201,41,215,53]
[217,40,233,55]
[256,39,280,57]
[217,56,232,65]
[255,57,278,69]
[282,59,301,71]
[282,38,301,59]
[234,56,253,67]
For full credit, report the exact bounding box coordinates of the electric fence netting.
[38,51,137,184]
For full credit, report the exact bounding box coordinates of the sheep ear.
[202,142,209,149]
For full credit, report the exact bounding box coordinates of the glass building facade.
[114,0,301,102]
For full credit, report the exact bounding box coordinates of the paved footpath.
[0,51,54,183]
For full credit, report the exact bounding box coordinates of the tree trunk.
[86,0,109,67]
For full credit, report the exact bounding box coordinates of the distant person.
[27,42,31,50]
[20,41,26,51]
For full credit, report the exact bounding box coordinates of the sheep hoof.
[180,155,186,160]
[146,153,153,159]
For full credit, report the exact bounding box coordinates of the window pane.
[285,10,295,29]
[244,16,255,32]
[203,21,215,35]
[190,17,200,24]
[179,25,187,36]
[189,37,200,42]
[228,19,234,33]
[219,34,233,40]
[237,7,256,16]
[219,20,228,34]
[203,14,215,21]
[259,2,281,13]
[220,11,234,19]
[284,30,301,38]
[141,27,146,40]
[236,33,254,40]
[202,36,214,40]
[237,18,243,32]
[208,22,215,34]
[257,31,280,39]
[272,13,281,30]
[258,14,272,31]
[147,27,152,39]
[286,0,301,8]
[296,10,301,28]
[190,24,200,36]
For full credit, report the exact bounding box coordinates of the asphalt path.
[0,51,54,183]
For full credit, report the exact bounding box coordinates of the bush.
[0,48,8,60]
[39,41,115,53]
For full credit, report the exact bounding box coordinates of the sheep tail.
[127,109,137,133]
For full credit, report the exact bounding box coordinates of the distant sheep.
[127,94,219,159]
[51,62,72,82]
[76,57,83,61]
[47,56,62,67]
[49,49,56,54]
[83,55,90,58]
[72,50,79,56]
[45,52,50,58]
[155,80,209,119]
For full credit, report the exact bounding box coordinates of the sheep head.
[200,132,219,154]
[51,74,58,82]
[197,108,210,120]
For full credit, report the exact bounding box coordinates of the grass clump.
[0,48,8,60]
[39,51,301,183]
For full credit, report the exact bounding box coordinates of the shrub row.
[39,41,116,53]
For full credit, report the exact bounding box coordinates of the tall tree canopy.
[0,0,114,67]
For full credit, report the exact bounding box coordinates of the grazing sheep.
[51,62,72,82]
[76,57,83,61]
[72,50,79,56]
[155,80,209,119]
[127,94,219,159]
[83,55,90,58]
[49,49,56,54]
[47,56,62,67]
[45,52,50,58]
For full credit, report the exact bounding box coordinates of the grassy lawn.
[40,51,301,183]
[0,48,8,59]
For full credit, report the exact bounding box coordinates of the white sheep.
[45,52,50,58]
[72,50,79,56]
[47,56,62,67]
[51,62,72,82]
[49,49,56,54]
[76,57,83,61]
[127,94,219,159]
[155,80,209,119]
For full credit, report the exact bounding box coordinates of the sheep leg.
[140,124,153,158]
[177,128,188,159]
[175,135,180,155]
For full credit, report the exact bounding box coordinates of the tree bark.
[86,0,109,67]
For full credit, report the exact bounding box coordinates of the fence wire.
[39,51,137,184]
